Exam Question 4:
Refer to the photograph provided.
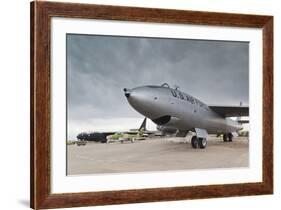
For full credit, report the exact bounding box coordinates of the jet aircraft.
[124,83,249,149]
[76,117,159,143]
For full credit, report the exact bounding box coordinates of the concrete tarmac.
[67,136,249,175]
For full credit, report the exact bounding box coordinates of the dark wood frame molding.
[30,1,273,209]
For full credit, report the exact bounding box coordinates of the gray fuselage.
[124,85,242,134]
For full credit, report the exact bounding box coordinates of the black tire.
[191,136,199,149]
[198,138,207,149]
[223,134,228,142]
[228,133,233,142]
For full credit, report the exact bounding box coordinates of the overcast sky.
[67,34,249,139]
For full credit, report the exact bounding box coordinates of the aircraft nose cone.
[124,87,146,102]
[123,88,131,98]
[123,87,160,119]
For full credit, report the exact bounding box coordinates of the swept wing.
[209,105,249,117]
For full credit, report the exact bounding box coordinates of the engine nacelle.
[152,115,180,127]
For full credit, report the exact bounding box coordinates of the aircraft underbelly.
[202,117,238,134]
[177,111,237,134]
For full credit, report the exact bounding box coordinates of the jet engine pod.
[152,115,180,126]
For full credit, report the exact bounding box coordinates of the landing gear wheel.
[223,134,228,142]
[198,138,207,149]
[191,136,199,149]
[228,133,233,142]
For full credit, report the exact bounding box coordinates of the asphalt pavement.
[67,135,249,175]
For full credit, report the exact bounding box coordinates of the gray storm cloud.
[67,34,248,138]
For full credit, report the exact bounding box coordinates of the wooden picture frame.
[30,1,273,209]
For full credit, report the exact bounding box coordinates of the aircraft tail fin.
[138,118,147,131]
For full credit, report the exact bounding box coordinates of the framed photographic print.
[30,1,273,209]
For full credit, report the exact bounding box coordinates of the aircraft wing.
[209,105,249,117]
